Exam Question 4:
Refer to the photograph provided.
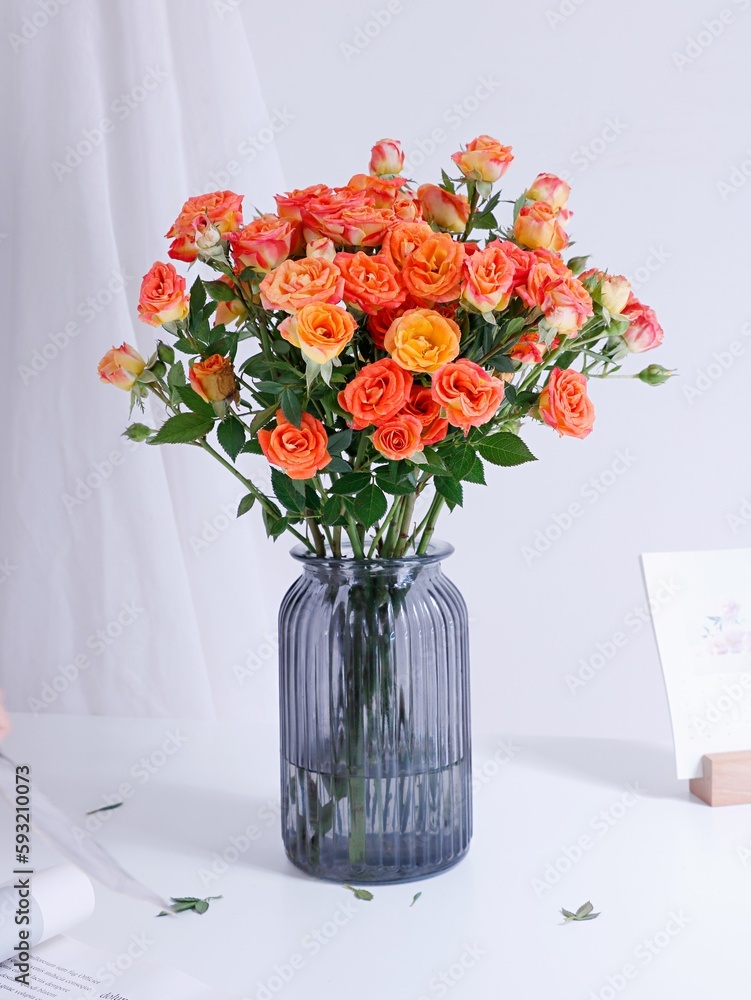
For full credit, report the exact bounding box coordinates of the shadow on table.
[480,734,688,802]
[122,787,313,881]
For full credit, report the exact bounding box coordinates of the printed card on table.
[642,548,751,779]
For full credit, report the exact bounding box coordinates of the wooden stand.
[689,751,751,806]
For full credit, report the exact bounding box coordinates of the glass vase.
[278,541,472,883]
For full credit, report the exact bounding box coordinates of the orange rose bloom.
[393,191,422,222]
[403,385,449,446]
[416,184,470,233]
[509,331,547,365]
[302,188,396,246]
[451,135,514,183]
[460,243,515,313]
[367,297,419,350]
[137,261,189,326]
[306,237,337,262]
[166,190,243,262]
[431,358,504,434]
[372,413,424,461]
[538,367,595,439]
[258,410,331,480]
[384,308,461,373]
[226,214,301,273]
[334,251,405,314]
[347,173,407,208]
[98,343,146,391]
[401,233,466,304]
[259,257,344,313]
[275,184,332,222]
[279,303,356,365]
[189,354,238,403]
[337,358,413,430]
[513,202,568,251]
[381,221,434,270]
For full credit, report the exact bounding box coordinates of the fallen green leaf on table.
[561,901,600,922]
[410,892,422,907]
[343,884,374,901]
[85,802,124,816]
[157,895,223,917]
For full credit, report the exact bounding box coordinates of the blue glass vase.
[278,541,472,883]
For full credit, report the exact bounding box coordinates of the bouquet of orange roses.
[99,135,668,558]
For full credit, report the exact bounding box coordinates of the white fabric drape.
[1,0,294,719]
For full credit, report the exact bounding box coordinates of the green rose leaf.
[328,472,372,496]
[434,476,463,508]
[217,415,245,462]
[346,484,387,528]
[237,494,255,517]
[271,468,306,513]
[478,432,537,467]
[327,429,353,456]
[203,279,237,302]
[280,387,303,428]
[149,413,214,445]
[176,384,215,417]
[444,441,476,482]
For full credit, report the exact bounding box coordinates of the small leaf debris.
[561,901,600,922]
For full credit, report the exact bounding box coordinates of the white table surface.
[3,714,749,999]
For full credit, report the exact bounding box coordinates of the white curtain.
[1,0,294,719]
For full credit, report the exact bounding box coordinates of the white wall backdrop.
[2,0,748,749]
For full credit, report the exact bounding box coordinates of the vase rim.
[290,539,454,566]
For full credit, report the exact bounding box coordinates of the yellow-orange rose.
[189,354,238,403]
[401,232,466,304]
[451,135,514,183]
[137,261,189,326]
[384,308,461,373]
[97,343,146,391]
[416,184,470,233]
[259,257,344,313]
[280,302,356,365]
[525,173,571,216]
[513,202,568,251]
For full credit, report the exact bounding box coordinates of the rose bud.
[451,135,514,183]
[525,173,571,215]
[306,237,337,262]
[621,295,664,352]
[369,138,405,177]
[189,354,238,403]
[193,213,222,252]
[98,343,146,391]
[416,184,470,233]
[636,364,675,386]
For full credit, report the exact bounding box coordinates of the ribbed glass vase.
[278,541,472,883]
